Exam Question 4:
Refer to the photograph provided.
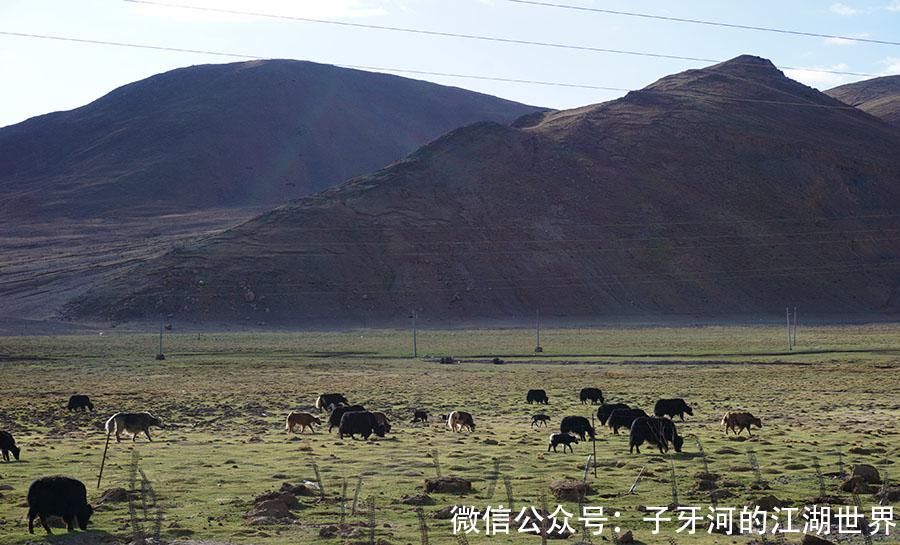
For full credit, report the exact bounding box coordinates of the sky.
[1,0,899,128]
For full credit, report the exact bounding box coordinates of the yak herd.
[0,387,764,536]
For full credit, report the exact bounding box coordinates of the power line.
[506,0,900,47]
[0,30,871,114]
[120,0,882,79]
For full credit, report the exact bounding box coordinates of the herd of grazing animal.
[529,387,763,457]
[0,394,167,535]
[0,384,763,536]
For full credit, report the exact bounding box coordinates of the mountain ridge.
[64,55,900,324]
[0,59,542,219]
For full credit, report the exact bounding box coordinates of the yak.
[27,476,93,534]
[339,411,386,440]
[67,395,93,412]
[560,415,595,441]
[105,412,163,443]
[607,408,648,435]
[629,417,684,454]
[654,398,693,421]
[579,388,604,405]
[0,431,20,462]
[548,433,579,453]
[526,389,549,405]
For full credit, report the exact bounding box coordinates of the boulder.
[852,464,881,484]
[548,479,591,501]
[432,506,455,519]
[840,476,877,494]
[752,495,783,511]
[280,482,317,496]
[99,487,129,503]
[425,477,472,494]
[399,494,434,506]
[252,491,298,509]
[876,486,900,503]
[246,499,294,520]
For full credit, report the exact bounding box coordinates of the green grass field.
[0,324,898,544]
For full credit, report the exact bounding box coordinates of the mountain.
[0,59,543,321]
[826,75,900,127]
[65,55,900,325]
[0,59,541,219]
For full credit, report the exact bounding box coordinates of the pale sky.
[1,0,899,128]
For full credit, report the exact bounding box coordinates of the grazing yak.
[654,398,693,421]
[285,411,321,433]
[316,393,349,412]
[371,412,392,434]
[328,405,366,432]
[27,476,93,534]
[548,433,579,453]
[0,430,21,462]
[560,415,595,441]
[447,411,476,432]
[338,411,386,440]
[105,412,163,443]
[597,403,630,425]
[526,389,549,405]
[579,388,604,405]
[607,408,648,434]
[411,410,428,423]
[629,417,684,454]
[67,395,93,412]
[721,412,762,436]
[531,414,551,428]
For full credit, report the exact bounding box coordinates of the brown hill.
[0,60,540,321]
[0,59,541,219]
[826,75,900,127]
[66,56,900,325]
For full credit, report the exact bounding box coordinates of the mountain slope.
[826,75,900,127]
[66,56,900,324]
[0,59,541,219]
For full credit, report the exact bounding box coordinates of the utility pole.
[534,308,543,353]
[785,307,793,352]
[792,307,798,348]
[411,310,418,358]
[155,318,166,360]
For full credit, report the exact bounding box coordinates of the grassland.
[0,324,898,545]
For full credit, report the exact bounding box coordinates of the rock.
[482,438,499,445]
[841,476,877,494]
[697,479,717,491]
[852,464,881,484]
[875,486,900,503]
[99,488,129,503]
[247,498,296,519]
[432,506,456,519]
[548,479,591,501]
[848,446,874,455]
[695,472,719,481]
[801,534,837,545]
[710,489,735,500]
[753,495,783,511]
[319,525,339,538]
[280,482,316,496]
[425,477,472,494]
[399,494,434,506]
[619,530,634,544]
[253,491,298,509]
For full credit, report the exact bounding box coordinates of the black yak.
[27,476,94,534]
